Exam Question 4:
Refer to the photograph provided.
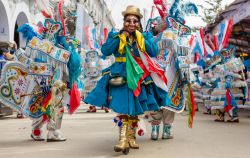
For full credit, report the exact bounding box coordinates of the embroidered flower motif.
[18,79,23,86]
[15,88,20,95]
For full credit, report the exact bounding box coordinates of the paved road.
[1,106,250,158]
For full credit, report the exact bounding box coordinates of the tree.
[199,0,224,24]
[192,26,202,33]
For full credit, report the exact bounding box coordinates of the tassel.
[187,83,196,128]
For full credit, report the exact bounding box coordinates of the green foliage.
[192,26,202,33]
[199,0,224,24]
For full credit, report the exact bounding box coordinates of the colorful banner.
[15,48,32,65]
[29,62,52,76]
[84,26,94,50]
[167,16,191,36]
[44,19,62,43]
[0,62,52,120]
[156,48,185,113]
[27,37,70,64]
[0,62,30,115]
[92,28,100,49]
[165,58,185,113]
[75,4,84,44]
[22,76,50,119]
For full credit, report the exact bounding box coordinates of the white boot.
[47,130,66,142]
[162,124,173,139]
[31,129,45,141]
[151,125,160,140]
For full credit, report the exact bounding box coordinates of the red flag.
[139,51,168,93]
[140,51,167,83]
[132,55,150,96]
[130,50,168,97]
[69,83,81,114]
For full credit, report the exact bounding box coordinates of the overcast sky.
[105,0,235,29]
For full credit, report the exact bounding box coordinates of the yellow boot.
[128,117,139,149]
[114,117,130,154]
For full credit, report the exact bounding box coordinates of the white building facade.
[0,0,115,49]
[81,0,115,29]
[78,0,115,49]
[0,0,45,48]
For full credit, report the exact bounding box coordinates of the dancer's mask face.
[123,15,139,34]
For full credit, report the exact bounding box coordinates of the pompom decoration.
[131,122,138,128]
[138,129,144,136]
[33,129,41,136]
[113,117,123,127]
[117,121,123,127]
[113,117,118,123]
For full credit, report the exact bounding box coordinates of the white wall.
[0,0,10,42]
[0,0,43,47]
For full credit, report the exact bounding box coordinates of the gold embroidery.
[115,57,126,62]
[102,71,110,76]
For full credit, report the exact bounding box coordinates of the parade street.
[1,105,250,158]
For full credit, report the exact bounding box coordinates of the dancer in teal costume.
[84,5,169,154]
[84,31,168,115]
[85,22,169,116]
